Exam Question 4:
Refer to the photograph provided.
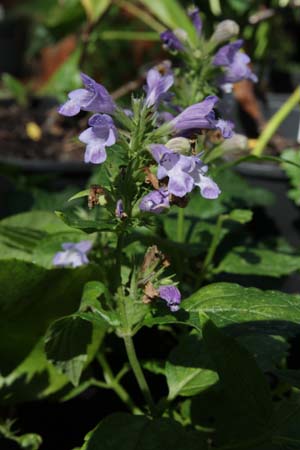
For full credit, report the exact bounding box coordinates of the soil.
[0,98,88,163]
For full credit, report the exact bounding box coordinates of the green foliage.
[0,260,99,375]
[182,282,300,336]
[166,334,218,399]
[282,148,300,206]
[216,246,300,277]
[202,319,273,446]
[81,412,206,450]
[0,420,42,450]
[45,314,105,386]
[1,73,28,107]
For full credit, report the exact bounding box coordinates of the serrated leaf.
[56,210,117,233]
[45,315,93,386]
[182,282,300,336]
[215,247,300,277]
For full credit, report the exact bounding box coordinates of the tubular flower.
[151,145,195,198]
[58,73,115,117]
[170,96,234,138]
[145,68,174,108]
[139,188,170,214]
[189,157,221,199]
[53,241,92,268]
[188,6,202,35]
[79,114,117,164]
[213,40,257,89]
[158,285,181,312]
[160,30,184,51]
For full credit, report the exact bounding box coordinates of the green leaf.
[238,335,288,372]
[182,282,300,336]
[215,247,300,278]
[0,260,99,375]
[40,48,81,100]
[139,0,198,44]
[227,209,253,224]
[0,421,42,450]
[2,73,28,107]
[68,189,90,202]
[1,210,73,233]
[80,0,110,23]
[202,319,273,446]
[166,334,218,400]
[82,412,207,450]
[78,281,120,327]
[0,338,68,405]
[282,149,300,206]
[45,315,93,386]
[56,210,117,233]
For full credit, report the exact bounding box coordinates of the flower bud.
[211,20,240,44]
[174,28,188,44]
[165,137,191,154]
[222,133,248,152]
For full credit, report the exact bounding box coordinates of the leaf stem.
[253,86,300,156]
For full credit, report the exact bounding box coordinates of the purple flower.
[151,145,221,200]
[170,96,234,138]
[188,6,202,35]
[213,40,257,87]
[115,199,126,218]
[160,30,184,51]
[159,285,181,312]
[189,157,221,199]
[139,188,170,214]
[58,73,115,117]
[145,68,174,108]
[151,144,195,197]
[53,241,92,268]
[79,114,117,164]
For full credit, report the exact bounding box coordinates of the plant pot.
[236,161,300,246]
[0,15,29,75]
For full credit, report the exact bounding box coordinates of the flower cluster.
[59,73,117,165]
[160,7,257,92]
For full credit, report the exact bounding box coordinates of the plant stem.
[198,214,225,286]
[253,86,300,156]
[176,208,185,243]
[97,353,141,414]
[123,334,156,416]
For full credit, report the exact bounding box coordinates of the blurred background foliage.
[0,0,300,101]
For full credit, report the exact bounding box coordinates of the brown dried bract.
[142,281,158,304]
[88,185,104,209]
[143,167,160,190]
